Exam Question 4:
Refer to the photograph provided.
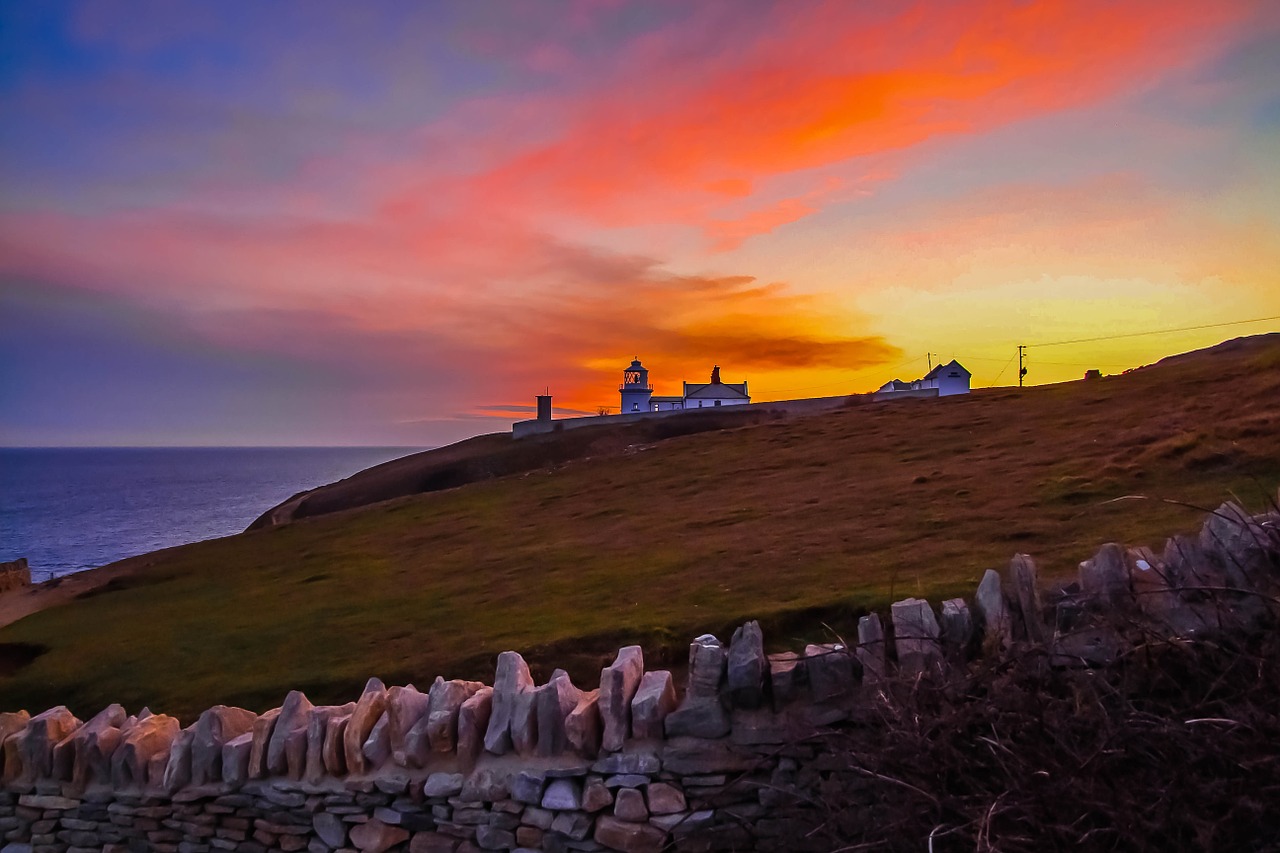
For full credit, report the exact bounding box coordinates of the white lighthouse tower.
[619,358,653,414]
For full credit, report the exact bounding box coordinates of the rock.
[592,752,661,775]
[190,705,255,786]
[582,776,613,812]
[384,685,432,768]
[1008,554,1045,643]
[804,643,857,702]
[664,636,729,738]
[311,811,347,847]
[594,815,666,852]
[645,782,685,815]
[248,707,281,779]
[61,703,127,787]
[511,769,546,804]
[346,677,388,775]
[726,621,767,709]
[162,725,196,792]
[975,569,1013,652]
[550,810,595,840]
[220,731,253,787]
[598,646,644,752]
[409,833,461,852]
[541,777,582,810]
[767,652,804,710]
[110,712,179,789]
[475,825,516,850]
[614,786,648,821]
[629,671,675,740]
[565,690,602,758]
[322,712,351,776]
[457,686,494,761]
[856,613,887,681]
[361,711,392,771]
[484,651,535,755]
[940,598,973,660]
[15,706,80,783]
[461,767,511,801]
[422,771,464,798]
[891,598,943,675]
[535,669,583,757]
[349,817,409,853]
[661,745,756,775]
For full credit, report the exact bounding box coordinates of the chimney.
[536,393,552,422]
[711,365,721,384]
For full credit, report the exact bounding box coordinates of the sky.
[2,0,1278,446]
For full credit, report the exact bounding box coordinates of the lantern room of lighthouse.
[619,358,653,413]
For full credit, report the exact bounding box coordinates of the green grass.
[2,336,1278,720]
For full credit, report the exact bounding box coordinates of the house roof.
[650,395,684,403]
[683,381,749,399]
[879,379,912,391]
[923,359,971,380]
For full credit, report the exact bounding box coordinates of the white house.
[618,360,750,413]
[878,359,971,397]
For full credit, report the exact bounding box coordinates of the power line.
[1031,314,1280,348]
[991,351,1018,384]
[761,354,926,397]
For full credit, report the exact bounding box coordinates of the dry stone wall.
[2,499,1277,853]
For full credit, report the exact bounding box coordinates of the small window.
[632,403,639,411]
[714,400,721,406]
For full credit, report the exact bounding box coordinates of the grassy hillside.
[2,335,1277,720]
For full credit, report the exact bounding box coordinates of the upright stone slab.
[16,705,79,783]
[856,613,887,681]
[386,685,431,767]
[190,705,255,786]
[266,689,313,776]
[457,686,494,762]
[361,711,392,770]
[940,598,973,660]
[664,635,729,738]
[1079,543,1129,605]
[535,670,583,757]
[484,651,535,755]
[727,621,767,709]
[322,712,351,776]
[565,690,602,757]
[1009,554,1045,643]
[345,677,388,775]
[247,707,280,779]
[630,670,676,740]
[975,569,1013,652]
[220,732,253,787]
[891,597,943,676]
[0,710,30,784]
[162,725,196,792]
[598,645,644,752]
[1200,501,1270,588]
[510,689,540,757]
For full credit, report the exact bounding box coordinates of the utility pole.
[1018,345,1027,387]
[927,352,935,371]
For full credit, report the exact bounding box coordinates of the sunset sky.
[2,0,1278,446]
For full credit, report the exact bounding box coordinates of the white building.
[618,360,750,413]
[878,359,971,397]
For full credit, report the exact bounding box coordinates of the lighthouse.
[619,358,653,413]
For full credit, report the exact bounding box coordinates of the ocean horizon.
[0,446,425,580]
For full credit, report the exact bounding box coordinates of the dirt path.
[0,561,137,630]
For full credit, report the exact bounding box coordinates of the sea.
[0,447,423,581]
